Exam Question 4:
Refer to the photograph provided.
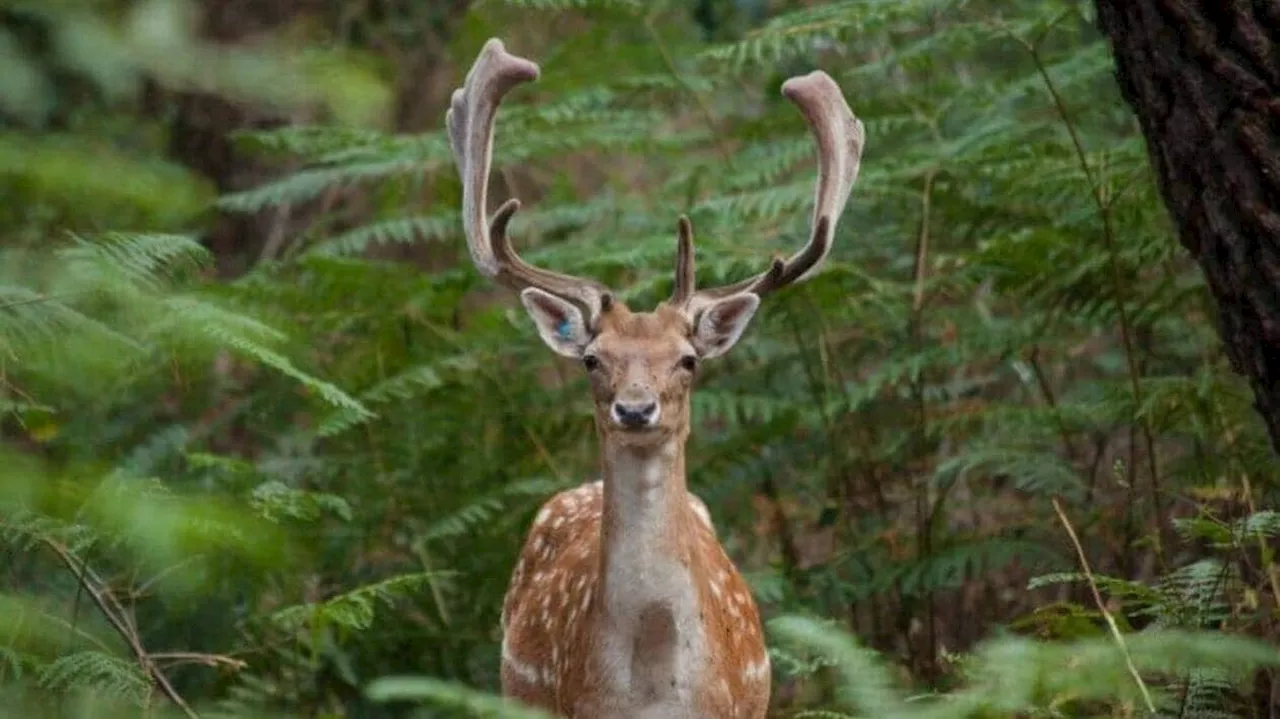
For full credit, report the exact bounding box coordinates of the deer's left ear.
[691,293,760,359]
[520,288,591,358]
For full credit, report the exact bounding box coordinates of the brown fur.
[500,301,771,718]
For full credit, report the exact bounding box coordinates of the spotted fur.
[500,480,770,718]
[499,304,771,718]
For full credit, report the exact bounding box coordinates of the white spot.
[502,635,543,686]
[744,655,771,681]
[689,498,712,528]
[534,505,551,526]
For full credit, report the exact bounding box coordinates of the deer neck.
[591,432,705,704]
[598,436,694,582]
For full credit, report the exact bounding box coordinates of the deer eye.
[582,354,601,372]
[678,355,698,372]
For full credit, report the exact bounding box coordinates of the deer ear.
[520,288,590,358]
[691,292,760,359]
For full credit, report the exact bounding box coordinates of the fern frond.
[217,159,428,214]
[190,310,371,420]
[305,214,460,257]
[933,444,1086,497]
[268,572,443,633]
[770,615,909,718]
[702,0,964,70]
[35,651,149,702]
[419,478,567,544]
[249,480,353,523]
[58,233,211,294]
[365,675,558,718]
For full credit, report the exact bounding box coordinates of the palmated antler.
[677,71,864,317]
[450,40,863,328]
[446,39,614,323]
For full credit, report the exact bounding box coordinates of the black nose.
[613,401,657,428]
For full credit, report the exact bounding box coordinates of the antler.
[679,71,864,317]
[446,39,614,323]
[668,215,697,306]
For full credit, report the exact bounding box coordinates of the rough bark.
[1094,0,1280,453]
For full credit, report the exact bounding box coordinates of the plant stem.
[1051,497,1155,714]
[41,538,200,718]
[1006,20,1168,566]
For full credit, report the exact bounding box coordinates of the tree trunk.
[1093,0,1280,454]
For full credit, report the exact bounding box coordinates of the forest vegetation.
[1,0,1278,717]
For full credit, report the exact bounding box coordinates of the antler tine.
[446,39,613,322]
[683,71,864,316]
[668,215,696,305]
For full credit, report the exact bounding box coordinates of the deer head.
[447,39,864,450]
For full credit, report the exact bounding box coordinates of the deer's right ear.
[520,288,590,358]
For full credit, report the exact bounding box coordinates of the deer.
[445,38,864,719]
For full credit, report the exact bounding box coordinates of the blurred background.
[1,0,1278,717]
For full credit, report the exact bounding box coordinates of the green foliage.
[366,676,558,718]
[356,613,1280,718]
[2,0,1278,717]
[0,0,391,130]
[0,134,215,229]
[35,652,149,703]
[269,572,444,635]
[769,615,1280,719]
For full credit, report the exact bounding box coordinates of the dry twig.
[1051,497,1155,713]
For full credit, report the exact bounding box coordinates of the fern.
[366,675,558,718]
[268,572,444,634]
[0,646,22,682]
[771,615,1280,718]
[248,480,353,524]
[305,214,461,257]
[35,651,149,702]
[57,232,212,293]
[417,477,568,545]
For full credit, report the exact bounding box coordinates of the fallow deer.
[446,38,865,719]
